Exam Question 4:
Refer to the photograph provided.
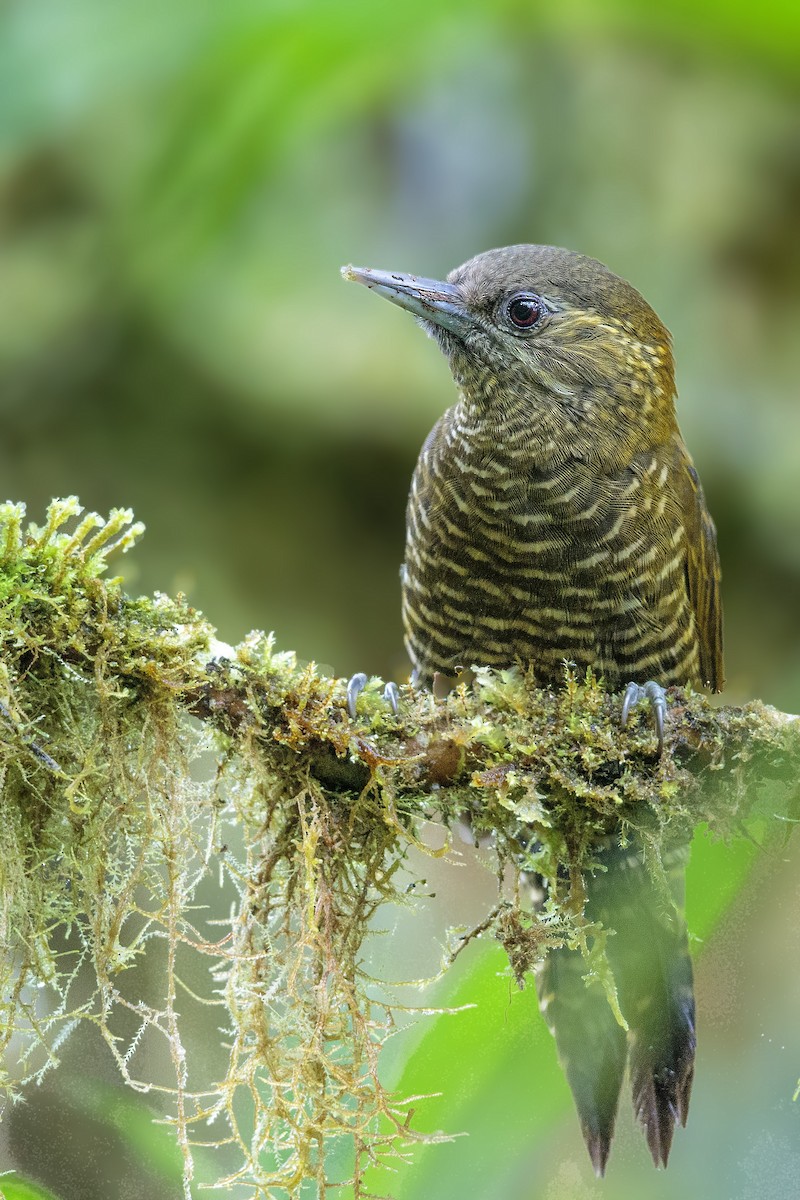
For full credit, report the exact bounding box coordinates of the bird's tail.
[535,840,695,1173]
[535,935,628,1175]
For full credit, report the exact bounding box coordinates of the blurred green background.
[1,1,799,1197]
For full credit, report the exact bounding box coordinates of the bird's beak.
[341,264,473,338]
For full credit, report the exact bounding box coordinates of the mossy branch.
[1,498,798,1198]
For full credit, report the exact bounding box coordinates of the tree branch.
[1,497,798,1197]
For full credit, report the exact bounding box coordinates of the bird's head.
[343,245,677,464]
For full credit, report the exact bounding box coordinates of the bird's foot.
[346,673,400,720]
[621,680,667,756]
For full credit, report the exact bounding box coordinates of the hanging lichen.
[0,499,797,1198]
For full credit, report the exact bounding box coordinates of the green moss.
[0,499,797,1198]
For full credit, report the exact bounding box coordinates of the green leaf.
[0,1174,64,1200]
[364,945,569,1200]
[64,1081,184,1183]
[685,823,759,942]
[365,824,762,1199]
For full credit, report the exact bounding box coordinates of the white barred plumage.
[344,244,723,1174]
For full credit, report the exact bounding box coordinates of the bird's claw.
[383,680,399,714]
[621,680,667,756]
[346,673,400,719]
[346,673,368,719]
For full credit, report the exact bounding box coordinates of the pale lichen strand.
[0,499,797,1199]
[0,499,213,1194]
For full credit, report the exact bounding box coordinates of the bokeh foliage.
[1,2,799,1198]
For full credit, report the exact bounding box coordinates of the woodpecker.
[343,245,723,1172]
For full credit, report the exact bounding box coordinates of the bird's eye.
[505,293,543,330]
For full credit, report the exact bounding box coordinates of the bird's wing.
[673,435,724,691]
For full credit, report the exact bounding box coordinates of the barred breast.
[402,401,710,692]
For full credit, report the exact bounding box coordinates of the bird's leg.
[346,673,399,719]
[621,680,668,755]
